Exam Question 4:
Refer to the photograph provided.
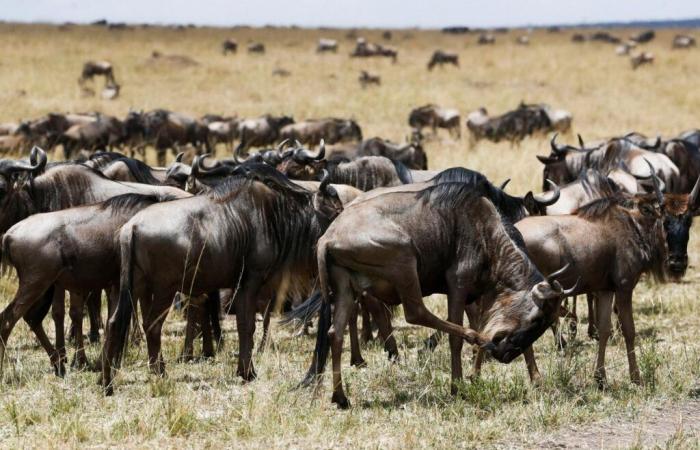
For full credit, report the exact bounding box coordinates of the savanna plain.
[0,23,699,449]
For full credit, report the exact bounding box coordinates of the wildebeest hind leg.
[363,294,398,361]
[69,292,89,369]
[24,285,63,376]
[142,293,172,376]
[593,292,614,388]
[235,279,262,381]
[446,282,466,395]
[348,301,366,367]
[329,265,354,409]
[616,290,641,385]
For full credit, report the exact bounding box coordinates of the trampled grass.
[0,23,699,448]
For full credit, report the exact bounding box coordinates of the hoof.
[54,362,66,378]
[332,392,350,409]
[350,358,367,368]
[387,350,399,363]
[237,368,257,382]
[177,354,194,364]
[71,354,89,370]
[89,332,101,344]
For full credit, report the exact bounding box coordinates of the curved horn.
[233,142,248,165]
[499,178,511,191]
[643,158,664,205]
[560,277,580,296]
[277,138,290,150]
[550,133,561,154]
[294,140,327,163]
[690,176,700,210]
[175,152,185,163]
[194,153,215,175]
[6,146,48,174]
[577,134,585,149]
[533,179,561,206]
[319,169,331,192]
[546,263,570,285]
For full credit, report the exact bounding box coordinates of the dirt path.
[527,398,700,449]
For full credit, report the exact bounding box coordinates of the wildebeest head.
[484,264,577,363]
[661,176,700,278]
[124,110,145,135]
[536,133,584,189]
[276,141,327,179]
[0,147,47,233]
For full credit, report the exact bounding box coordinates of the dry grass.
[1,23,700,448]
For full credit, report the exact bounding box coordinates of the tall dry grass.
[0,23,699,448]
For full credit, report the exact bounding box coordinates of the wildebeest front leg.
[447,285,466,395]
[180,294,199,362]
[87,290,102,344]
[23,286,63,376]
[235,279,262,381]
[523,347,542,384]
[615,289,641,385]
[52,288,67,370]
[69,292,89,369]
[594,291,614,387]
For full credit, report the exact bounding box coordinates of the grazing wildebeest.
[248,42,265,53]
[222,39,238,54]
[317,38,338,53]
[79,61,116,86]
[313,182,571,408]
[358,70,380,87]
[237,115,294,149]
[205,116,239,152]
[279,118,362,146]
[141,109,210,165]
[467,103,571,143]
[631,51,654,69]
[477,34,495,45]
[630,30,655,44]
[427,50,459,70]
[0,148,188,376]
[512,184,668,386]
[101,164,345,394]
[409,104,461,138]
[672,34,696,49]
[571,33,586,43]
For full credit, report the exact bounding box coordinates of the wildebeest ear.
[536,155,557,165]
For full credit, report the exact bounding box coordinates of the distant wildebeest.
[442,26,470,34]
[237,115,295,149]
[358,70,380,87]
[350,38,398,63]
[427,50,459,70]
[672,34,696,49]
[382,30,392,40]
[279,118,362,146]
[248,42,265,54]
[221,39,238,54]
[272,68,291,77]
[630,51,654,69]
[589,31,621,44]
[317,38,338,53]
[311,181,571,407]
[467,103,572,144]
[79,61,116,86]
[409,104,461,138]
[139,109,210,165]
[630,30,655,44]
[516,35,530,45]
[477,34,495,45]
[59,114,124,159]
[345,136,427,170]
[0,122,19,136]
[204,116,239,151]
[101,164,345,394]
[571,33,586,43]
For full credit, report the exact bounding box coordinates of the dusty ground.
[0,23,699,448]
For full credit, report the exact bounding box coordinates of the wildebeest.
[358,70,380,87]
[313,182,571,407]
[79,61,116,86]
[237,115,295,149]
[513,186,667,386]
[59,114,124,159]
[427,50,459,70]
[340,136,427,170]
[204,116,239,151]
[139,109,210,165]
[630,30,655,44]
[101,164,345,394]
[672,34,696,49]
[467,103,572,144]
[248,42,265,54]
[571,33,586,43]
[350,38,398,63]
[477,34,495,45]
[222,39,238,54]
[590,31,621,44]
[317,38,338,53]
[0,148,188,375]
[631,51,654,69]
[409,104,461,138]
[615,41,636,56]
[537,135,679,192]
[279,118,362,146]
[516,35,530,45]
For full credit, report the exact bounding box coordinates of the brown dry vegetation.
[0,23,700,448]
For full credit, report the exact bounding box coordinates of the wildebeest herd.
[0,25,699,416]
[1,116,699,408]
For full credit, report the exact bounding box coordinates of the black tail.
[279,291,322,326]
[110,226,137,367]
[0,234,13,277]
[299,299,332,387]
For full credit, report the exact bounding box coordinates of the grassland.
[0,23,700,448]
